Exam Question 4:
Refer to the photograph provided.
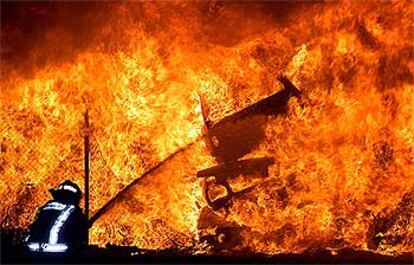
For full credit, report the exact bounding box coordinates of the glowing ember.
[1,1,413,256]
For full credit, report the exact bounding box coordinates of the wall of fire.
[1,1,413,255]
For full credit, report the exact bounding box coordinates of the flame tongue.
[1,1,413,255]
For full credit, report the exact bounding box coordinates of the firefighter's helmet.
[49,180,82,204]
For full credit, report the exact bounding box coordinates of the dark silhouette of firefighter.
[25,180,88,253]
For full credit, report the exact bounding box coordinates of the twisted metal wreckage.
[85,76,301,249]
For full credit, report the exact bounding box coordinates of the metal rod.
[84,110,90,245]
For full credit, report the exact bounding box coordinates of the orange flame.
[1,1,413,256]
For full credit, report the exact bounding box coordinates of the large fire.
[1,1,413,257]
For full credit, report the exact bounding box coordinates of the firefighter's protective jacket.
[26,200,87,253]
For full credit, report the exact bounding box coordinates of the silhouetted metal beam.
[84,110,90,245]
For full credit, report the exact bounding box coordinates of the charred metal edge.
[209,76,301,128]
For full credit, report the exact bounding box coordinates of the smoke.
[1,1,323,81]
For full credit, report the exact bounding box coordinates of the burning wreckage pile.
[1,1,413,258]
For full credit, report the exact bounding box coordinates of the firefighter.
[25,180,88,255]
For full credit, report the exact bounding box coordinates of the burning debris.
[195,77,300,249]
[1,0,413,260]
